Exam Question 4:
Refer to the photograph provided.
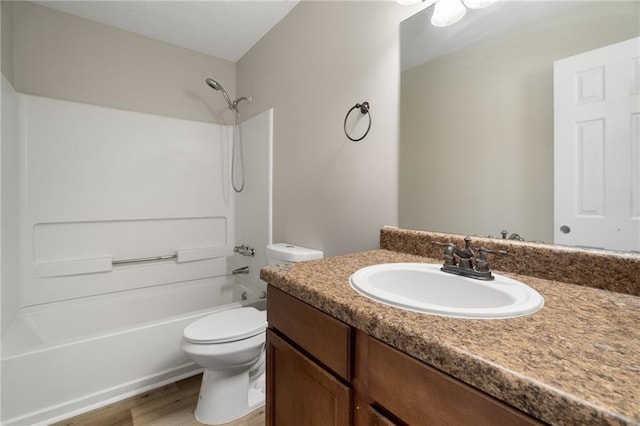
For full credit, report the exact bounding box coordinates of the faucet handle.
[433,241,454,248]
[477,247,508,257]
[475,247,508,273]
[433,241,457,266]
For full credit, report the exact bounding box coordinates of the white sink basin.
[349,263,543,319]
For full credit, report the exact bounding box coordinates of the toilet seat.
[184,307,267,344]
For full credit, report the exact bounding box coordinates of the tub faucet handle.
[234,245,255,257]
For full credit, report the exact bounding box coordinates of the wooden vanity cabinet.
[266,287,353,425]
[266,286,543,426]
[365,405,401,426]
[358,331,544,426]
[266,330,352,425]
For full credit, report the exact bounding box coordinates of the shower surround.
[1,81,273,425]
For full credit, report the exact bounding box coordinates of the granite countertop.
[260,249,640,426]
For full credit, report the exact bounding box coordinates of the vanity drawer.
[267,286,352,381]
[366,336,543,426]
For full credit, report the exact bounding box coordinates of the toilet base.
[194,368,265,425]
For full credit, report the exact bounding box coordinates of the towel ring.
[344,101,371,142]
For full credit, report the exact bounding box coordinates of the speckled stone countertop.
[380,227,640,297]
[261,250,640,426]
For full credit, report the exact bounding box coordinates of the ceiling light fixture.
[397,0,498,27]
[463,0,498,9]
[431,0,466,27]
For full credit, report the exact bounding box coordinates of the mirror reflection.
[399,1,639,252]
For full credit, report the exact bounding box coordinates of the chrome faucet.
[232,266,250,275]
[501,230,525,241]
[436,236,507,280]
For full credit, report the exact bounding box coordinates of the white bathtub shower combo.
[1,79,275,426]
[181,243,323,425]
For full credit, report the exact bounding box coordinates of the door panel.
[554,37,640,251]
[266,330,352,426]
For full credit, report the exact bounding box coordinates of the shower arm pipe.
[231,96,252,111]
[205,78,252,112]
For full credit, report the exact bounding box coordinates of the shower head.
[205,78,235,111]
[205,78,224,91]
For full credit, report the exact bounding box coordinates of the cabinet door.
[266,329,352,426]
[368,406,401,426]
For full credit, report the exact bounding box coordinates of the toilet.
[265,242,324,265]
[181,243,323,425]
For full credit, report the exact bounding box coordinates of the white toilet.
[181,243,323,425]
[265,242,324,265]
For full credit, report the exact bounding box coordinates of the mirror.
[399,1,640,252]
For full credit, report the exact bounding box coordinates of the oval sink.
[349,263,543,319]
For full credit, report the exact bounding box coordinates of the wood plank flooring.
[53,374,265,426]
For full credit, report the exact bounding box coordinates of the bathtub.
[1,276,265,426]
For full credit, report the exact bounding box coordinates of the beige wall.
[1,1,14,84]
[2,2,19,336]
[12,2,235,124]
[8,0,424,257]
[238,1,420,256]
[400,2,639,243]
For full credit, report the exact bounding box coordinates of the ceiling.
[35,0,300,62]
[401,0,581,71]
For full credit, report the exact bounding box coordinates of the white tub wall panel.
[230,109,273,291]
[1,314,199,425]
[1,275,252,358]
[18,94,235,307]
[25,252,229,307]
[22,95,231,221]
[1,92,272,424]
[33,219,229,264]
[32,219,230,280]
[1,74,20,336]
[1,287,258,426]
[178,246,230,263]
[19,276,238,345]
[1,316,44,355]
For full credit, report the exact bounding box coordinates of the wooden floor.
[53,374,265,426]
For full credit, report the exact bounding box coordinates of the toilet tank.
[266,243,324,265]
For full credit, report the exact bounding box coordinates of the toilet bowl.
[182,243,323,424]
[181,307,267,425]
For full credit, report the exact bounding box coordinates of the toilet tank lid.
[266,243,324,262]
[183,307,267,344]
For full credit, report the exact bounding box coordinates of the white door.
[554,37,640,252]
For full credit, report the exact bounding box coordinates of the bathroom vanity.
[261,228,640,425]
[266,286,541,425]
